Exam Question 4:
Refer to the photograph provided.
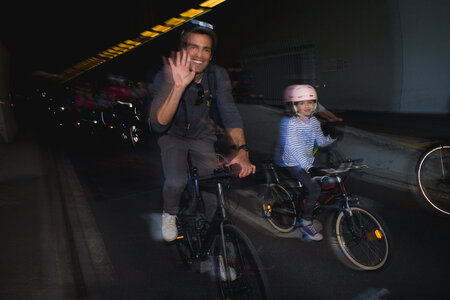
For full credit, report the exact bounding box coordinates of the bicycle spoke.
[262,184,296,232]
[344,226,385,265]
[335,207,389,271]
[212,225,270,299]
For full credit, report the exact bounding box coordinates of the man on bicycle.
[149,21,256,242]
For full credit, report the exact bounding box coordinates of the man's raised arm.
[154,50,195,125]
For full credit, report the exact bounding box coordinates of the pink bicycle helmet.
[283,84,318,116]
[283,84,318,102]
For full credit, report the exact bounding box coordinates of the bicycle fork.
[336,176,353,217]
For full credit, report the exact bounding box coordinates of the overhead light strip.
[200,0,226,8]
[180,8,206,18]
[59,1,226,83]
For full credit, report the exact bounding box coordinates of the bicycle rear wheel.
[261,184,297,232]
[211,224,270,300]
[329,206,390,271]
[417,145,450,215]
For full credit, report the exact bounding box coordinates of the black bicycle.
[175,154,270,299]
[416,143,450,216]
[259,160,391,271]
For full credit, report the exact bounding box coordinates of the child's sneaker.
[299,223,323,241]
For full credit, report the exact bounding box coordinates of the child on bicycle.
[275,84,336,241]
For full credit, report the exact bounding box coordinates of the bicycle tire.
[261,184,297,232]
[329,206,390,271]
[211,224,271,300]
[417,145,450,215]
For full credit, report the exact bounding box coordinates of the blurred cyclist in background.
[315,102,343,122]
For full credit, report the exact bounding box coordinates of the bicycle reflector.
[366,229,383,242]
[176,235,184,240]
[374,229,383,239]
[267,205,272,213]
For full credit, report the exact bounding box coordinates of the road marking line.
[394,140,433,149]
[56,154,117,288]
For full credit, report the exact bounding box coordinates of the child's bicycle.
[416,143,450,216]
[175,153,271,299]
[259,160,391,271]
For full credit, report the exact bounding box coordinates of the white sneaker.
[219,255,237,281]
[161,212,178,242]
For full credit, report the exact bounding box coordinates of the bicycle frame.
[184,164,260,284]
[262,161,358,215]
[179,161,233,259]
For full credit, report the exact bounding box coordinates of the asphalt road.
[57,131,450,300]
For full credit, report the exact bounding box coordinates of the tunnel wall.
[217,0,450,114]
[0,41,18,143]
[396,0,450,113]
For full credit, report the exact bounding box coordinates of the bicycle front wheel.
[330,206,390,271]
[417,145,450,215]
[211,224,270,300]
[261,184,297,232]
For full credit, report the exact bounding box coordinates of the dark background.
[2,1,243,85]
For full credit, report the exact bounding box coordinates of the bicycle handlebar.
[320,162,368,175]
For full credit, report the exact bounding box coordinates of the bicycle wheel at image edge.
[261,184,297,232]
[211,224,270,300]
[328,206,390,271]
[417,145,450,215]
